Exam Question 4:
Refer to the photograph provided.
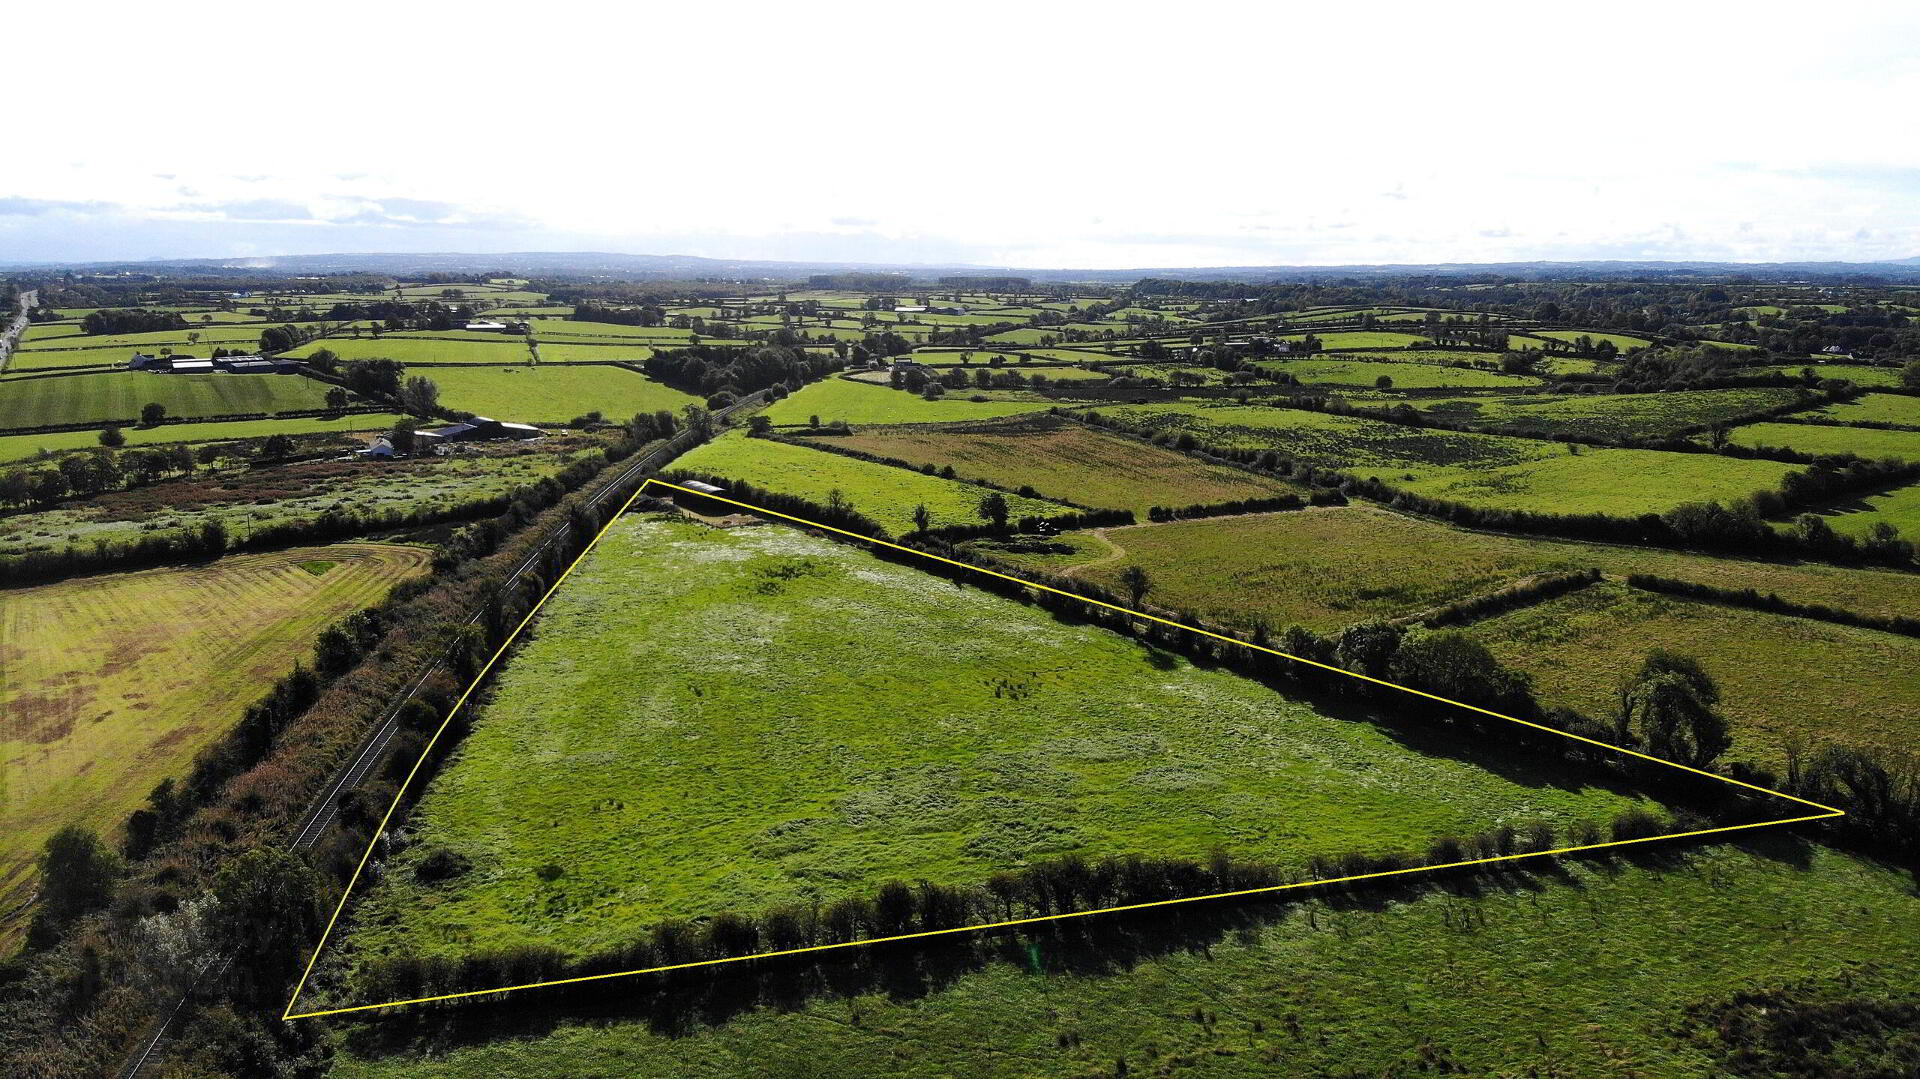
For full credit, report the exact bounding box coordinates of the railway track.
[116,391,766,1078]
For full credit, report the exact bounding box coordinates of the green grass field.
[795,414,1301,515]
[1469,582,1920,764]
[1083,402,1792,516]
[1726,421,1920,461]
[765,378,1056,427]
[1798,480,1920,540]
[0,412,408,462]
[1532,330,1653,351]
[0,372,343,428]
[1280,331,1430,350]
[1254,358,1541,389]
[1411,388,1803,439]
[676,432,1066,532]
[287,337,533,365]
[987,503,1920,633]
[0,543,432,935]
[1740,363,1904,387]
[1797,392,1920,427]
[338,516,1651,968]
[9,324,271,369]
[336,839,1920,1079]
[0,439,601,556]
[421,365,701,423]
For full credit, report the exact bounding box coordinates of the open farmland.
[1531,330,1653,350]
[1739,363,1904,387]
[287,337,532,365]
[986,502,1920,633]
[1468,582,1920,765]
[0,411,407,462]
[1279,330,1430,349]
[1083,401,1793,515]
[421,365,700,423]
[0,438,605,556]
[336,840,1920,1079]
[0,371,344,428]
[8,324,272,368]
[675,432,1066,532]
[1726,420,1920,462]
[796,413,1301,515]
[764,377,1055,426]
[1797,480,1920,540]
[1409,388,1804,439]
[0,543,432,933]
[1797,392,1920,426]
[1254,357,1541,389]
[337,516,1651,968]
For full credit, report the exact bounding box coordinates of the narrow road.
[0,288,38,374]
[1056,528,1126,578]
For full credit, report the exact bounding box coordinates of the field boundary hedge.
[1623,572,1920,639]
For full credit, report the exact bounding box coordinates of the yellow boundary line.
[282,479,1845,1021]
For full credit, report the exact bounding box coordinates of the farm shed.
[415,416,543,447]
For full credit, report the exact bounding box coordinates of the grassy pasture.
[1410,387,1802,439]
[764,378,1056,427]
[1280,331,1430,350]
[423,365,700,423]
[796,414,1301,515]
[1469,582,1920,764]
[982,328,1064,345]
[0,371,342,428]
[1083,402,1792,516]
[676,433,1066,532]
[1726,421,1920,462]
[335,841,1920,1079]
[1255,358,1540,390]
[341,517,1651,965]
[0,544,432,930]
[530,343,669,363]
[19,324,87,343]
[0,439,601,556]
[1796,480,1920,540]
[534,323,699,341]
[1394,449,1790,516]
[1796,392,1920,427]
[0,412,408,462]
[17,324,269,351]
[988,503,1920,632]
[1532,330,1653,350]
[288,337,532,365]
[1740,363,1903,387]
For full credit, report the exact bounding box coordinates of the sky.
[5,0,1920,269]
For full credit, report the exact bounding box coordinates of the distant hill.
[7,250,1920,284]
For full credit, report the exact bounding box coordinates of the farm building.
[464,320,509,332]
[415,416,542,447]
[357,436,397,459]
[128,353,303,374]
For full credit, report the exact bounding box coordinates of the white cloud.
[5,0,1920,266]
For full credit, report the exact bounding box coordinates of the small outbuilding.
[358,436,397,459]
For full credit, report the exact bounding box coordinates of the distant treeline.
[81,308,188,335]
[1147,491,1337,522]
